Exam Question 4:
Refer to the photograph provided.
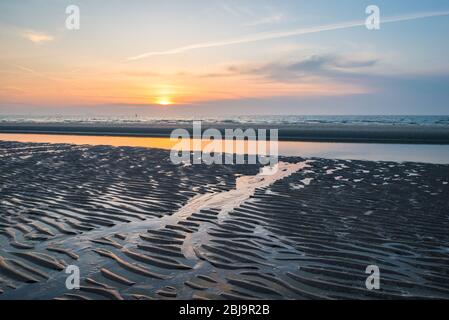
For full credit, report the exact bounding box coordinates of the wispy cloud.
[127,11,449,61]
[13,64,66,82]
[218,54,380,83]
[22,30,54,44]
[0,86,26,93]
[244,13,285,27]
[219,3,284,27]
[219,3,253,17]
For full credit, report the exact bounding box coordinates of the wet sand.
[0,141,449,300]
[1,122,449,144]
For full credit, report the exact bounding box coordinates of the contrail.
[127,11,449,61]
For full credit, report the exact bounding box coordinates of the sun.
[153,85,176,105]
[156,98,173,106]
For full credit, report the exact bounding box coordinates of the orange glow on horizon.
[156,98,173,106]
[0,65,372,107]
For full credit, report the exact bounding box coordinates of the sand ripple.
[1,141,449,299]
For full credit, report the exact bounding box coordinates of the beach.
[1,140,448,300]
[2,0,449,307]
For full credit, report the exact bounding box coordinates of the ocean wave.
[1,115,449,126]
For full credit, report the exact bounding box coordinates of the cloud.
[120,54,379,82]
[220,3,284,27]
[333,57,379,69]
[0,86,26,93]
[223,54,380,82]
[122,71,160,77]
[219,3,253,17]
[127,10,449,60]
[13,64,66,81]
[244,13,285,27]
[288,55,379,73]
[22,30,54,44]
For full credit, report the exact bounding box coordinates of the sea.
[1,115,449,126]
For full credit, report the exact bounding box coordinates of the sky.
[0,0,449,116]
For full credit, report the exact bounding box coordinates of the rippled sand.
[0,141,448,299]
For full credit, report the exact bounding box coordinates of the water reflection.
[0,133,448,164]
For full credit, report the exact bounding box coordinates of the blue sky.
[0,0,449,116]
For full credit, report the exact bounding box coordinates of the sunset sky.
[1,0,449,116]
